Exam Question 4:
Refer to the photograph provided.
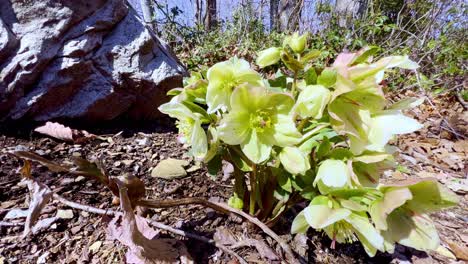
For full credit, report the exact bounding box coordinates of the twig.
[137,197,230,215]
[0,221,23,227]
[211,201,299,263]
[52,194,247,264]
[455,88,468,110]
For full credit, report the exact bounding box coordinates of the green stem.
[249,164,257,215]
[291,71,298,97]
[297,117,310,132]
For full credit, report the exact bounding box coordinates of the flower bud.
[283,32,308,54]
[256,47,281,68]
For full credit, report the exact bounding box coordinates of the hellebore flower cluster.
[159,34,458,257]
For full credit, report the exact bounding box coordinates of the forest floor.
[0,90,466,264]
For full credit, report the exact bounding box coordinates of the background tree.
[204,0,217,30]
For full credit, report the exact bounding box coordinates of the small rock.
[81,211,89,217]
[14,145,28,152]
[151,159,189,180]
[72,152,81,157]
[89,241,102,254]
[122,159,134,166]
[71,226,81,234]
[114,161,121,167]
[75,176,86,182]
[56,209,74,219]
[136,137,151,146]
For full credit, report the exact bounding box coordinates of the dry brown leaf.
[213,227,238,245]
[23,179,53,237]
[106,181,193,264]
[447,241,468,261]
[34,122,95,143]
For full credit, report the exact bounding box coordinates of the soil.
[0,92,466,264]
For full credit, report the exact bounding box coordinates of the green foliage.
[159,33,458,256]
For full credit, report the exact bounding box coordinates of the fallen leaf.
[435,245,456,260]
[213,227,237,245]
[23,179,53,237]
[106,181,193,263]
[447,241,468,261]
[34,122,95,143]
[151,159,189,180]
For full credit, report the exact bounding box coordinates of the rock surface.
[0,0,186,122]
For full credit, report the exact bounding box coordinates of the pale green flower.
[256,47,281,68]
[283,32,308,54]
[292,196,384,257]
[218,84,302,163]
[294,84,331,119]
[371,179,458,253]
[158,98,207,160]
[313,159,352,194]
[279,146,310,175]
[206,57,262,113]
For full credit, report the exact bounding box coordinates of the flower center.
[250,111,272,132]
[176,119,194,142]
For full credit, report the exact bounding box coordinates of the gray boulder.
[0,0,186,122]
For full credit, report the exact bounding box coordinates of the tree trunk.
[334,0,367,27]
[270,0,279,31]
[194,0,203,26]
[278,0,303,32]
[204,0,217,31]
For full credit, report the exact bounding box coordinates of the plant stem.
[291,71,298,97]
[249,164,257,215]
[297,117,310,131]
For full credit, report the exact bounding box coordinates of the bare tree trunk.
[334,0,367,27]
[194,0,203,26]
[278,0,303,32]
[270,0,279,31]
[204,0,217,31]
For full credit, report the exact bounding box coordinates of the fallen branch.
[138,197,298,262]
[211,202,299,263]
[137,197,231,215]
[52,194,247,264]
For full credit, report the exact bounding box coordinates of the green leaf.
[316,137,331,160]
[317,68,337,87]
[301,50,321,64]
[280,50,303,72]
[207,155,222,179]
[304,67,318,85]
